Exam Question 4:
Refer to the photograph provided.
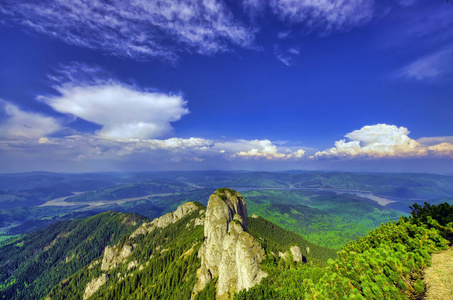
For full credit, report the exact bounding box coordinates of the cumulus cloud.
[269,0,375,33]
[230,139,305,160]
[0,134,306,171]
[0,100,61,139]
[397,44,453,81]
[0,0,255,61]
[312,124,427,159]
[427,143,453,157]
[39,63,189,140]
[312,124,453,160]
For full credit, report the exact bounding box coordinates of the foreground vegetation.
[236,202,453,299]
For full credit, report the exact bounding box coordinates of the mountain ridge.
[1,188,451,299]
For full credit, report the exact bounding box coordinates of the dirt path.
[424,247,453,299]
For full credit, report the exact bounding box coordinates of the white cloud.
[269,0,375,33]
[230,139,305,160]
[117,137,215,156]
[313,124,453,160]
[312,124,427,159]
[288,47,300,55]
[0,134,307,170]
[40,84,188,140]
[243,0,267,17]
[427,143,453,157]
[0,0,255,61]
[274,45,299,66]
[396,4,453,44]
[39,64,189,140]
[0,99,62,139]
[397,44,453,81]
[277,30,291,39]
[275,54,292,66]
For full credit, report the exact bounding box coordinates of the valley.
[1,171,453,249]
[39,192,175,208]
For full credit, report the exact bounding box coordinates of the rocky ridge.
[193,188,267,299]
[86,202,201,299]
[130,201,201,239]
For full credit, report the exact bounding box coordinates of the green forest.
[0,174,452,300]
[243,189,403,249]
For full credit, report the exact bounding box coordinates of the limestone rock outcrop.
[290,246,303,262]
[278,246,303,262]
[101,244,133,271]
[101,202,200,272]
[217,214,267,298]
[193,188,267,299]
[83,274,108,300]
[130,201,200,238]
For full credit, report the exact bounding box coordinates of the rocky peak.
[193,188,267,299]
[204,188,248,238]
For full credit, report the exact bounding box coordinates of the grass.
[424,247,453,300]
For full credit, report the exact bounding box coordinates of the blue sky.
[0,0,452,173]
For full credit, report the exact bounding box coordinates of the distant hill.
[0,188,72,209]
[2,171,453,199]
[3,171,453,250]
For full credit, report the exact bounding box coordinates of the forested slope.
[0,212,145,299]
[2,194,451,300]
[46,201,337,300]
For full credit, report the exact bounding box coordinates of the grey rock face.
[278,246,303,262]
[193,189,267,299]
[217,215,267,298]
[130,201,200,238]
[290,246,303,262]
[101,202,200,272]
[101,244,133,271]
[83,274,108,300]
